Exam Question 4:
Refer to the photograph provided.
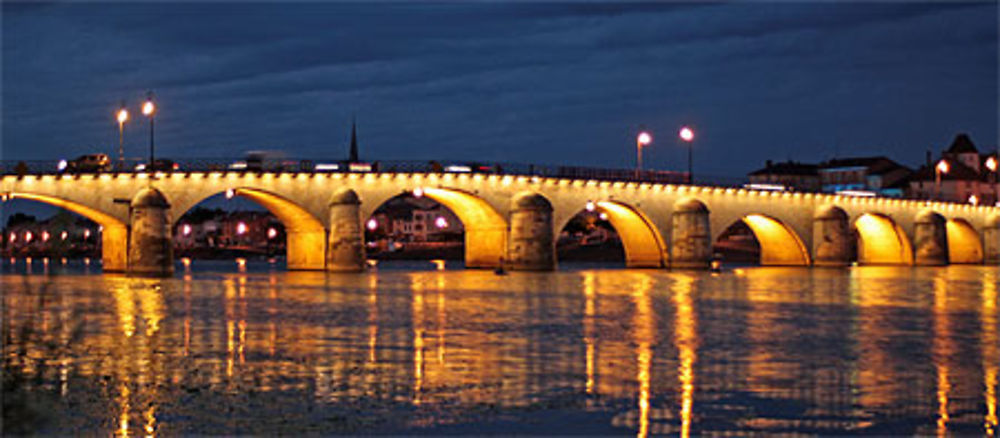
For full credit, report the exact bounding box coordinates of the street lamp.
[142,92,156,169]
[636,131,652,176]
[116,102,129,170]
[679,126,695,183]
[986,156,998,205]
[935,159,950,201]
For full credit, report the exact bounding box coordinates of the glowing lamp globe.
[936,160,950,174]
[679,126,695,142]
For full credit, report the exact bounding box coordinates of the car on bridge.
[59,154,111,173]
[135,159,180,172]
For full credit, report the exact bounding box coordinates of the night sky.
[3,2,998,179]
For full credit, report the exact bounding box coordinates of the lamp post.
[116,103,129,170]
[679,126,695,183]
[142,92,156,169]
[986,156,997,205]
[935,159,950,201]
[636,131,652,178]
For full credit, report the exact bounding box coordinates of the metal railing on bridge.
[0,157,695,185]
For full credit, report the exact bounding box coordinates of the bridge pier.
[812,206,850,267]
[327,189,365,272]
[127,188,174,277]
[670,199,711,269]
[985,215,1000,265]
[507,193,555,271]
[914,211,948,266]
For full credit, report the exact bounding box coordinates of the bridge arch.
[945,218,983,264]
[558,200,667,268]
[742,214,811,266]
[398,187,508,269]
[177,187,326,270]
[715,213,810,266]
[854,213,913,265]
[6,192,128,272]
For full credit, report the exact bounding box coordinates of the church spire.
[349,115,359,162]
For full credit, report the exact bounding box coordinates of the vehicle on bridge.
[135,159,180,172]
[58,154,111,173]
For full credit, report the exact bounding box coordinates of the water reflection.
[2,264,998,435]
[672,274,697,438]
[982,269,998,436]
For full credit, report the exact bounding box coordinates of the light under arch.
[8,192,128,272]
[741,214,811,266]
[946,218,983,264]
[420,187,508,269]
[178,188,326,270]
[590,200,667,268]
[855,213,914,265]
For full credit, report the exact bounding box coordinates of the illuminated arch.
[7,192,128,272]
[854,213,914,265]
[741,214,811,266]
[179,188,326,270]
[419,187,508,269]
[946,218,983,264]
[588,201,667,268]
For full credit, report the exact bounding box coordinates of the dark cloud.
[3,2,997,178]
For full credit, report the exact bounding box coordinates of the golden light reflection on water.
[983,270,998,436]
[412,275,426,406]
[631,273,655,438]
[583,272,596,396]
[368,275,378,364]
[3,266,999,435]
[933,274,952,437]
[671,274,698,438]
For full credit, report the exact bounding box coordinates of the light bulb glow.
[637,132,652,145]
[182,224,192,236]
[936,160,950,174]
[435,216,448,229]
[366,218,378,231]
[267,227,278,239]
[236,222,247,235]
[679,126,695,142]
[986,156,997,172]
[142,100,155,116]
[117,108,129,124]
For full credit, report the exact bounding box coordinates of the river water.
[2,259,998,436]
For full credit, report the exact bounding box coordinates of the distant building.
[367,197,463,246]
[747,160,820,191]
[818,156,911,197]
[908,133,999,205]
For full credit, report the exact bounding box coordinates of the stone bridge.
[2,170,998,276]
